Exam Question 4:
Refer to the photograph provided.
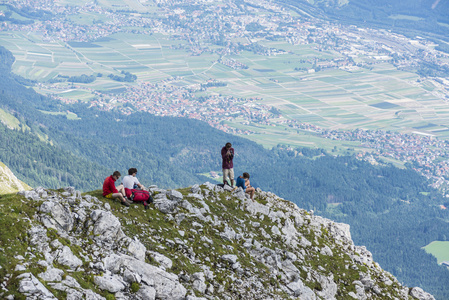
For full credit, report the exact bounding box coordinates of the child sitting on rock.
[236,172,255,201]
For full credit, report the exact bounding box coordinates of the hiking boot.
[121,200,130,207]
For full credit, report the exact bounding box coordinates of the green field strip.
[270,76,300,84]
[315,76,352,85]
[424,241,449,264]
[254,82,282,89]
[0,37,22,51]
[211,63,234,72]
[287,98,323,106]
[34,62,59,70]
[319,109,348,117]
[81,50,136,62]
[435,111,449,116]
[57,89,92,98]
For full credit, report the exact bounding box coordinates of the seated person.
[236,172,255,201]
[102,171,129,206]
[122,168,146,198]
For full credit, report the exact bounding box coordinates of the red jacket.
[221,146,234,169]
[103,175,118,196]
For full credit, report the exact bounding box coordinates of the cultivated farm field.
[1,14,449,150]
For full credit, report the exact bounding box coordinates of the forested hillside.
[1,45,449,298]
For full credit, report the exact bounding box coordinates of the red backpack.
[128,189,153,209]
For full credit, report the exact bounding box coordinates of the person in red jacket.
[221,142,235,187]
[102,171,129,206]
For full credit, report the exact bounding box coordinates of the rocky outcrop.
[0,185,435,300]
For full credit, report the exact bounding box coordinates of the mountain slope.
[283,0,449,41]
[0,161,30,194]
[0,185,435,300]
[1,43,449,298]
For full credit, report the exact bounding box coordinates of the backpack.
[129,190,153,209]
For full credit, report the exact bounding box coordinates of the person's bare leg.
[117,184,126,197]
[230,179,234,187]
[246,187,255,200]
[112,193,125,202]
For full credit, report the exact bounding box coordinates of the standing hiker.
[221,142,235,187]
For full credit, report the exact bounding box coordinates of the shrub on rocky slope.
[0,184,435,299]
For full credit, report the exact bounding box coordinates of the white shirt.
[122,175,140,189]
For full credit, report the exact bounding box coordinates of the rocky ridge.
[0,183,435,300]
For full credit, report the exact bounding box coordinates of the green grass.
[39,110,81,120]
[0,193,41,299]
[0,108,21,129]
[388,14,424,21]
[423,241,449,264]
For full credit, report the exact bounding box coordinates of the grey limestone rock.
[153,195,179,214]
[103,254,186,300]
[167,189,183,201]
[192,272,207,294]
[175,213,186,225]
[410,287,436,300]
[187,193,204,200]
[202,182,216,191]
[28,225,51,254]
[18,272,57,299]
[91,210,126,245]
[245,200,270,216]
[39,201,74,233]
[232,188,246,200]
[147,250,173,270]
[186,295,208,300]
[219,226,236,241]
[94,273,126,293]
[315,273,338,300]
[223,184,233,192]
[281,217,299,246]
[271,225,281,236]
[127,238,146,261]
[55,246,83,269]
[190,184,201,194]
[21,190,40,201]
[123,269,141,283]
[136,285,156,300]
[38,267,64,282]
[221,254,238,265]
[320,245,333,256]
[286,279,316,299]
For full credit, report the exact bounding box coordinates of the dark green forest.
[1,45,449,298]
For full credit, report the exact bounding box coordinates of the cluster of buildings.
[3,0,449,82]
[3,0,449,188]
[292,122,449,191]
[88,81,271,135]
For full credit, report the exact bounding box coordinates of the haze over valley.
[2,0,449,190]
[1,0,449,299]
